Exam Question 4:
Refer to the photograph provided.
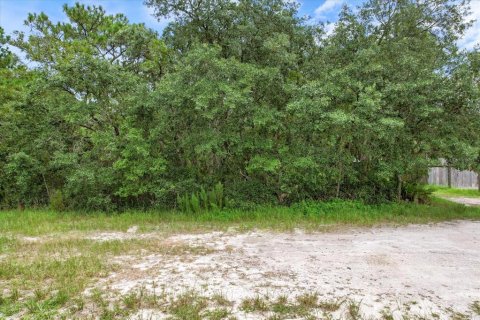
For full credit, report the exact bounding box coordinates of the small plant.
[240,295,269,312]
[272,295,290,314]
[123,292,141,310]
[318,299,341,312]
[190,193,201,213]
[70,297,85,313]
[471,301,480,315]
[33,288,47,301]
[176,182,225,213]
[296,292,318,308]
[347,300,361,320]
[49,190,66,211]
[404,183,433,204]
[10,288,19,302]
[176,194,190,213]
[204,307,231,320]
[211,293,232,307]
[168,291,208,320]
[214,182,224,209]
[380,308,394,320]
[200,187,208,210]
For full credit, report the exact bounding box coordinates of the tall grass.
[0,198,479,236]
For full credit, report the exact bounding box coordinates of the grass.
[430,186,480,198]
[0,234,214,319]
[240,295,269,312]
[471,301,480,315]
[0,198,479,318]
[1,198,479,236]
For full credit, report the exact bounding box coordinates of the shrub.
[50,190,66,212]
[404,183,433,204]
[176,183,225,213]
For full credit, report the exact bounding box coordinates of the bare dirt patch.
[85,221,480,319]
[442,196,480,206]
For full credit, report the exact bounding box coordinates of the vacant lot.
[1,201,480,319]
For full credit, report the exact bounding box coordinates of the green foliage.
[1,0,480,210]
[177,183,225,213]
[190,193,201,213]
[403,184,434,204]
[49,190,65,212]
[214,182,224,209]
[199,188,208,210]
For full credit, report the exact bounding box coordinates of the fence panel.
[428,167,478,189]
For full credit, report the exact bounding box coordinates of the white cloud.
[315,0,343,17]
[458,1,480,50]
[142,5,173,32]
[324,21,336,35]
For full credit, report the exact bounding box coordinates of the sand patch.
[443,196,480,206]
[83,221,480,319]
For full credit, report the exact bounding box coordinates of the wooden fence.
[428,167,479,189]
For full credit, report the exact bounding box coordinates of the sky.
[0,0,479,50]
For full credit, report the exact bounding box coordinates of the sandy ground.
[442,196,480,206]
[88,221,480,320]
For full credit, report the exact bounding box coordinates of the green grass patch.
[429,186,480,198]
[1,199,479,236]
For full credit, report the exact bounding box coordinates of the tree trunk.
[447,165,452,188]
[42,173,50,200]
[397,174,402,202]
[335,164,343,198]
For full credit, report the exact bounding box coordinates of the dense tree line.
[0,0,479,211]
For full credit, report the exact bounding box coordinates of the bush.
[404,183,433,204]
[50,190,66,211]
[176,183,225,213]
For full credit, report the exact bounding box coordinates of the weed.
[240,295,269,312]
[123,291,141,310]
[204,307,231,320]
[296,292,318,308]
[0,236,16,254]
[168,291,208,320]
[9,288,19,302]
[471,301,480,315]
[211,292,232,307]
[318,299,342,312]
[34,288,47,301]
[272,295,291,314]
[380,308,394,320]
[449,312,470,320]
[347,300,361,320]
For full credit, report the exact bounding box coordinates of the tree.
[1,0,479,209]
[4,4,170,210]
[294,0,478,201]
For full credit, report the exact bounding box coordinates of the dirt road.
[442,196,480,206]
[89,221,480,319]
